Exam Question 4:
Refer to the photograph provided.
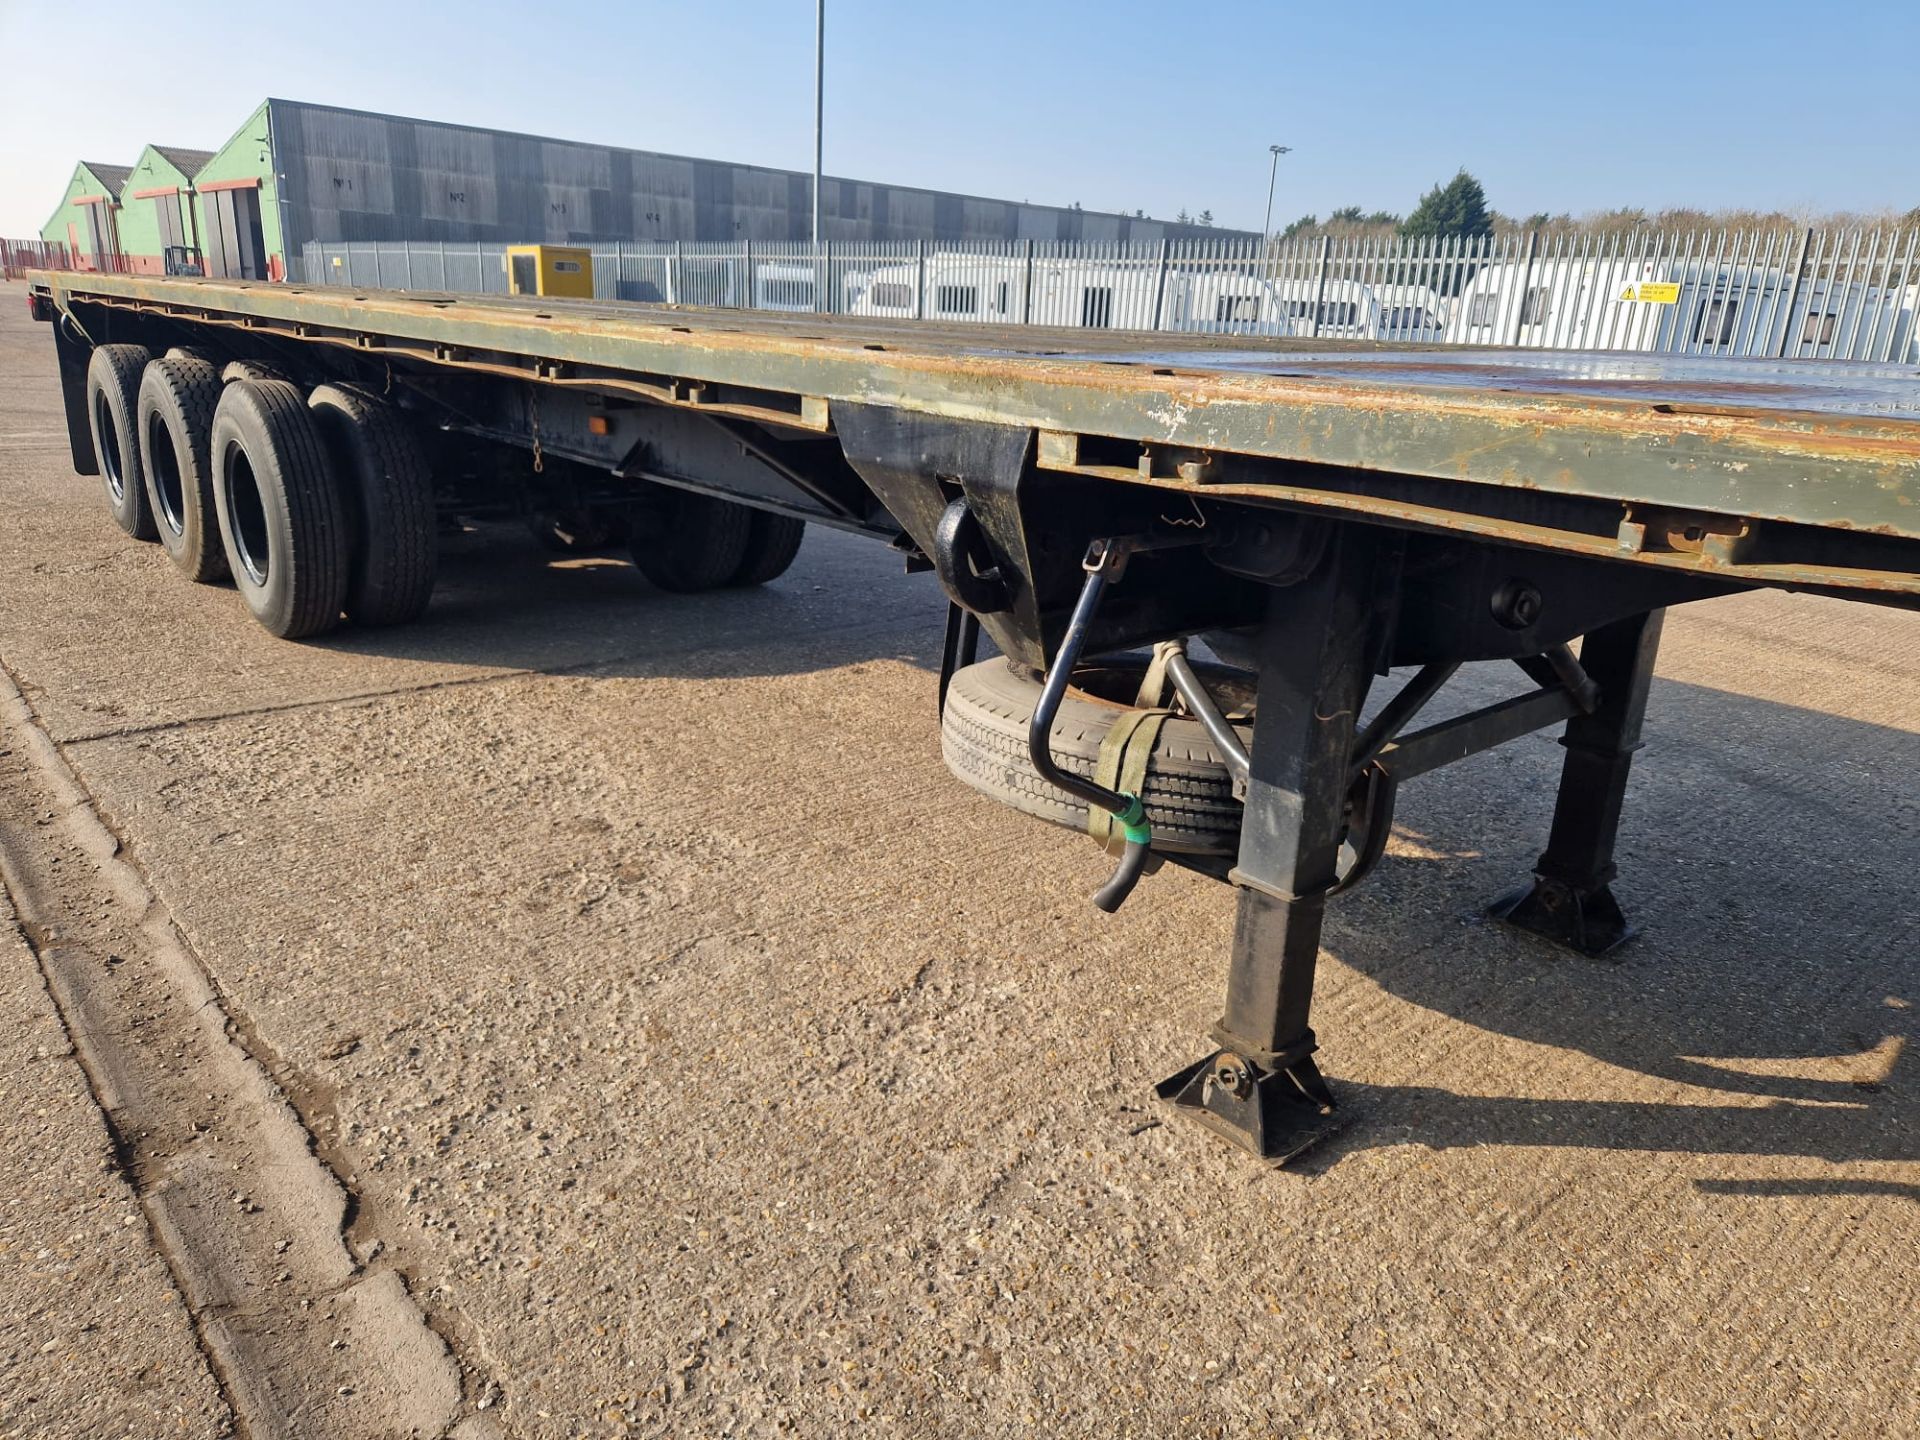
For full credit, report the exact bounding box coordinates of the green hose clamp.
[1116,793,1152,846]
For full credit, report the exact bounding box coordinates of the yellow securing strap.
[1088,707,1171,855]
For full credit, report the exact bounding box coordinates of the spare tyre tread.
[940,658,1247,855]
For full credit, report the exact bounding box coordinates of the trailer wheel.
[86,343,157,541]
[940,657,1249,855]
[630,490,753,593]
[308,384,438,627]
[210,379,351,639]
[730,512,806,586]
[136,354,228,583]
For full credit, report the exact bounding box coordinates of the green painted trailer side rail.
[33,271,1920,568]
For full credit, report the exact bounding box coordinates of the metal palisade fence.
[1,238,78,280]
[272,229,1920,364]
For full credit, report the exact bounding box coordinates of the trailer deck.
[29,272,1920,596]
[25,269,1920,1163]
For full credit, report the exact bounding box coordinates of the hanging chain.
[528,384,544,474]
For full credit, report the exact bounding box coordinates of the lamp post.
[812,0,825,247]
[811,0,825,311]
[1262,144,1292,242]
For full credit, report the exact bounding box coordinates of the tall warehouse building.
[42,98,1246,282]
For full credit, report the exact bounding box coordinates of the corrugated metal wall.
[270,100,1244,250]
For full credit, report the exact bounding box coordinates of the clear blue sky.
[3,0,1916,236]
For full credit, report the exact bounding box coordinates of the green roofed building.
[117,145,217,274]
[38,97,1245,284]
[41,161,133,270]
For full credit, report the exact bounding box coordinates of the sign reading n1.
[1617,281,1680,304]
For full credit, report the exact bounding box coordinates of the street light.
[813,0,825,247]
[811,0,825,312]
[1262,144,1293,241]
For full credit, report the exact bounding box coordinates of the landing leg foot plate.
[1155,1047,1343,1165]
[1489,874,1636,957]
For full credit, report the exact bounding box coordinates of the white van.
[1261,277,1380,339]
[1372,284,1448,342]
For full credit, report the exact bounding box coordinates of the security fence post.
[1151,238,1170,331]
[1509,229,1538,345]
[1774,226,1813,358]
[1309,236,1331,338]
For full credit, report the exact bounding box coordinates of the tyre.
[209,378,351,639]
[85,343,157,541]
[630,490,752,593]
[730,512,805,586]
[308,384,437,627]
[940,657,1251,855]
[136,354,228,582]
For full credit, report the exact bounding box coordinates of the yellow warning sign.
[1617,281,1680,304]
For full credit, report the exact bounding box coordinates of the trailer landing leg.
[1489,610,1666,957]
[1157,533,1381,1163]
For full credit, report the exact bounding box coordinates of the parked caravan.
[752,261,820,313]
[1443,254,1920,361]
[1157,267,1287,335]
[1443,257,1661,349]
[846,254,1386,338]
[845,252,1028,323]
[846,251,1162,330]
[1026,256,1159,330]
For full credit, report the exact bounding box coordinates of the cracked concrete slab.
[0,671,467,1440]
[0,889,233,1439]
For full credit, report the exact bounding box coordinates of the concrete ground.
[0,886,232,1439]
[0,281,1914,1438]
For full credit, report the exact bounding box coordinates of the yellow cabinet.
[504,244,593,298]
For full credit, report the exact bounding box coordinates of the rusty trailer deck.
[30,270,1920,604]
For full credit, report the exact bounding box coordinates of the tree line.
[1273,170,1920,241]
[1127,169,1916,238]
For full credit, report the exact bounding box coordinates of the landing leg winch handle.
[1028,539,1154,913]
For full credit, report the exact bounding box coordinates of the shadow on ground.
[1299,676,1917,1174]
[308,522,955,682]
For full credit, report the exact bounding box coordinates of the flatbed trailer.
[25,269,1920,1162]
